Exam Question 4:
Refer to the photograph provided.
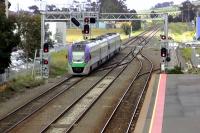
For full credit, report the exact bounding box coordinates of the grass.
[50,50,68,77]
[181,48,192,62]
[0,75,44,102]
[0,50,68,101]
[168,22,195,42]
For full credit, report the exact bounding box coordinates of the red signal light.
[44,48,48,52]
[161,47,167,57]
[43,60,48,64]
[83,24,89,34]
[43,43,49,53]
[84,17,89,23]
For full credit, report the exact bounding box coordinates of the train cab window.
[72,52,85,62]
[72,44,86,62]
[72,44,86,51]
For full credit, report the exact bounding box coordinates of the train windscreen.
[72,44,86,51]
[72,44,85,62]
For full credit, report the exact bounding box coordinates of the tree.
[179,1,196,22]
[99,0,128,13]
[130,9,141,31]
[154,1,174,8]
[0,4,20,74]
[15,12,53,59]
[29,5,40,14]
[16,12,41,59]
[46,4,56,11]
[168,15,174,23]
[150,11,158,18]
[121,23,131,35]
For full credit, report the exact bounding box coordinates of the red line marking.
[151,74,167,133]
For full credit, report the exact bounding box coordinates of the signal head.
[90,17,96,23]
[83,24,89,34]
[43,42,49,53]
[71,17,80,27]
[161,47,167,57]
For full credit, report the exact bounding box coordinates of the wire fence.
[0,62,37,85]
[191,48,200,68]
[0,45,67,85]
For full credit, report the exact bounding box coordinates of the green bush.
[121,23,131,35]
[8,75,44,91]
[50,50,68,77]
[166,66,183,74]
[181,48,192,62]
[0,74,44,102]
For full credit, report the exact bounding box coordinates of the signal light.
[83,24,89,34]
[71,17,80,27]
[160,35,166,40]
[43,42,49,53]
[90,17,96,23]
[84,17,89,23]
[161,47,167,57]
[166,56,171,62]
[43,59,48,64]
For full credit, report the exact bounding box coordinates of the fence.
[191,48,200,68]
[0,62,37,85]
[0,44,67,84]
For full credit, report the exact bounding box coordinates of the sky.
[9,0,187,11]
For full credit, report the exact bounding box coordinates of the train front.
[68,43,91,75]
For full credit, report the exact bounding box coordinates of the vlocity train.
[68,33,121,75]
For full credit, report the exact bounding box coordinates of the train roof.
[71,33,120,49]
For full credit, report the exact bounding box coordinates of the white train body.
[68,33,121,75]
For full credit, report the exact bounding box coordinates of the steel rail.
[100,26,159,133]
[126,52,154,133]
[64,26,160,133]
[40,37,140,133]
[1,25,160,133]
[0,75,87,133]
[98,25,160,71]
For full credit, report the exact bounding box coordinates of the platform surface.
[136,74,200,133]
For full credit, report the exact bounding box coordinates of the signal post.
[41,42,50,78]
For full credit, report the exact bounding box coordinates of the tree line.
[152,0,198,23]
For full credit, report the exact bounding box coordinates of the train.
[67,33,121,75]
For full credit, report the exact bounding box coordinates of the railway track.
[40,27,159,133]
[99,25,160,71]
[0,26,160,133]
[100,33,156,133]
[0,75,85,133]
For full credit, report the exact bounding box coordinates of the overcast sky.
[9,0,187,11]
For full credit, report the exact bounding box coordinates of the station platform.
[135,74,200,133]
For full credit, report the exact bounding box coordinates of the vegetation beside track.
[168,22,195,42]
[0,75,44,102]
[0,50,68,101]
[50,50,68,77]
[181,48,192,62]
[166,66,183,74]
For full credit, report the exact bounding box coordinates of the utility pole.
[5,0,8,18]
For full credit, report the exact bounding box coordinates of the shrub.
[121,23,131,35]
